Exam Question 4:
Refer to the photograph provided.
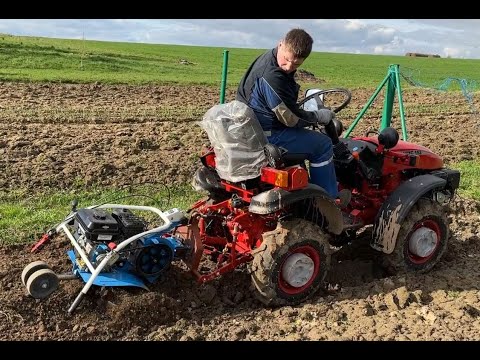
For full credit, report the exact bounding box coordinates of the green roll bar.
[220,50,229,104]
[344,64,408,141]
[218,56,406,140]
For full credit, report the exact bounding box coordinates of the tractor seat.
[264,143,307,169]
[283,153,308,167]
[193,165,261,193]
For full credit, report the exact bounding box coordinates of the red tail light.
[261,166,308,190]
[261,168,289,187]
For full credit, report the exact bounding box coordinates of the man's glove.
[313,108,335,125]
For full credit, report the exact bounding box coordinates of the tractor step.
[342,212,364,231]
[336,189,352,209]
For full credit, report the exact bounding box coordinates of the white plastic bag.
[200,100,268,182]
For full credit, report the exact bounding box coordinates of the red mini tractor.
[181,84,460,306]
[24,67,460,312]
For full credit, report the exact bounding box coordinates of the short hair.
[283,28,313,59]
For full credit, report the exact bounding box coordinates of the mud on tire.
[250,218,331,306]
[380,198,449,275]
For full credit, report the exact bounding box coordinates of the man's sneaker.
[336,188,352,209]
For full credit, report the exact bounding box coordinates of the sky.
[0,19,479,59]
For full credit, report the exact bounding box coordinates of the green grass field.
[1,33,480,89]
[0,33,478,245]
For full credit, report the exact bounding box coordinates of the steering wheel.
[297,88,352,114]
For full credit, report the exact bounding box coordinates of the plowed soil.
[1,82,480,341]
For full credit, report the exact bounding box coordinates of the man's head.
[277,28,313,74]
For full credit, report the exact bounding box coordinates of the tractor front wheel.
[251,218,331,306]
[381,198,449,275]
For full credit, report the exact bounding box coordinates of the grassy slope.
[1,33,480,89]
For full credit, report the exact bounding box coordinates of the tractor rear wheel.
[251,218,331,306]
[380,198,448,274]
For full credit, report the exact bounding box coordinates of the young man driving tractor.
[236,28,351,205]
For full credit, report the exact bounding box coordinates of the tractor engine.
[336,135,459,194]
[333,128,460,227]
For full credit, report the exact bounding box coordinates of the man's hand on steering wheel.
[313,108,335,125]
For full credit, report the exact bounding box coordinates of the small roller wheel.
[21,260,50,286]
[26,268,59,299]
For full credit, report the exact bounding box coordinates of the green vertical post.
[394,65,408,141]
[220,50,229,104]
[381,64,397,130]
